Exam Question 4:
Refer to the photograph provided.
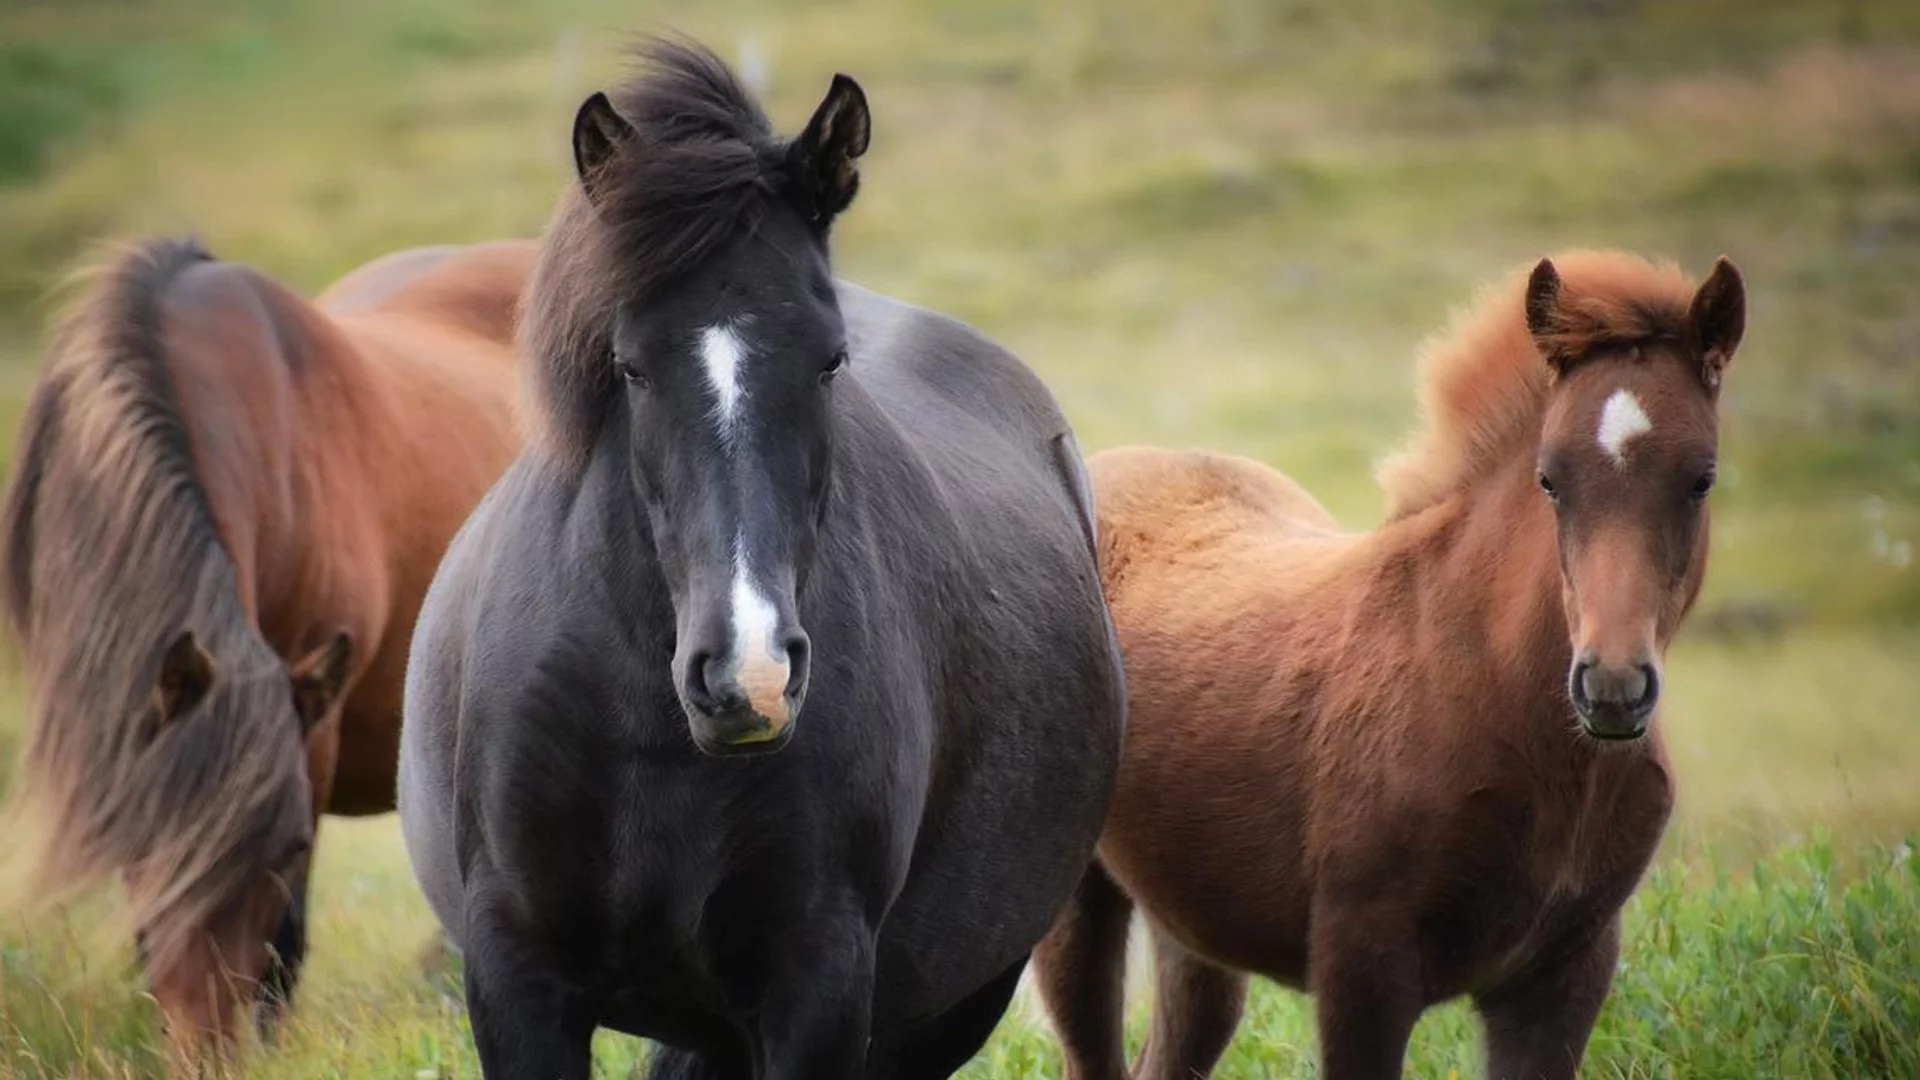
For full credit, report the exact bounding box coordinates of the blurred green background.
[0,0,1917,1076]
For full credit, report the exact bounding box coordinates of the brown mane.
[521,38,789,471]
[0,239,303,973]
[1376,250,1698,520]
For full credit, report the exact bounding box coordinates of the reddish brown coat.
[1036,251,1745,1080]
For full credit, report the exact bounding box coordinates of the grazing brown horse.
[1034,251,1746,1080]
[0,236,532,1052]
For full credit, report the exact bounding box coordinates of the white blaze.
[700,324,746,433]
[727,542,791,729]
[1596,388,1653,465]
[728,543,781,670]
[704,320,772,675]
[700,322,790,728]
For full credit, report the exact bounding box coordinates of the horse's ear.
[289,632,354,738]
[572,91,634,207]
[1524,258,1567,371]
[153,630,214,729]
[1689,255,1745,391]
[786,74,870,229]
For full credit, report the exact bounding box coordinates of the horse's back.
[318,239,536,343]
[840,284,1096,549]
[1091,446,1341,588]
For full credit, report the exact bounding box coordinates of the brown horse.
[0,236,532,1052]
[1034,251,1746,1080]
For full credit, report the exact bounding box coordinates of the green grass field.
[1,0,1918,1075]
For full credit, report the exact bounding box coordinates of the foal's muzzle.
[1569,656,1659,740]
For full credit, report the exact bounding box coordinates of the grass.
[5,827,1918,1080]
[0,0,1917,1075]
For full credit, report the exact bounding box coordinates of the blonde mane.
[1375,251,1699,520]
[0,239,304,975]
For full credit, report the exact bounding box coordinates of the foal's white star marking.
[1596,388,1653,465]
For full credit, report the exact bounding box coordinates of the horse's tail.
[0,235,214,641]
[644,1046,731,1080]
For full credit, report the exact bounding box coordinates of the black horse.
[398,39,1125,1079]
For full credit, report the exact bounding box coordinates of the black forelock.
[523,36,834,470]
[591,37,793,304]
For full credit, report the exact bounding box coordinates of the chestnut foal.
[1034,252,1745,1080]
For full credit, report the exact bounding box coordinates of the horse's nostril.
[782,633,811,693]
[1630,663,1660,716]
[1572,659,1598,710]
[682,650,718,709]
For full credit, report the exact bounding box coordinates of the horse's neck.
[169,290,386,652]
[1381,453,1578,733]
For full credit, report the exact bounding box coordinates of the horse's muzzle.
[686,702,801,756]
[1569,657,1658,739]
[681,640,808,756]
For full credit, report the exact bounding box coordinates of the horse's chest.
[1445,754,1672,996]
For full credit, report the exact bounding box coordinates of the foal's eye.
[614,355,648,389]
[820,349,849,382]
[1689,471,1716,501]
[1537,472,1559,502]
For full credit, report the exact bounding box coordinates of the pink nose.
[680,632,810,753]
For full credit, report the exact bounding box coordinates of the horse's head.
[1527,255,1744,740]
[128,629,352,1049]
[560,46,869,756]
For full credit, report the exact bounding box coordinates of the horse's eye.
[1689,471,1715,501]
[616,357,648,389]
[1538,472,1559,502]
[820,349,848,382]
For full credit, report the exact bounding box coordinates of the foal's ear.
[1524,257,1567,370]
[153,630,215,729]
[288,632,354,738]
[572,91,635,208]
[1689,256,1745,390]
[786,74,871,228]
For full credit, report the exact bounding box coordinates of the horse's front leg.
[1309,904,1424,1080]
[464,894,594,1080]
[1475,917,1620,1080]
[753,913,876,1080]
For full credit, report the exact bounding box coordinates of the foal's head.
[528,41,869,755]
[1526,256,1745,739]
